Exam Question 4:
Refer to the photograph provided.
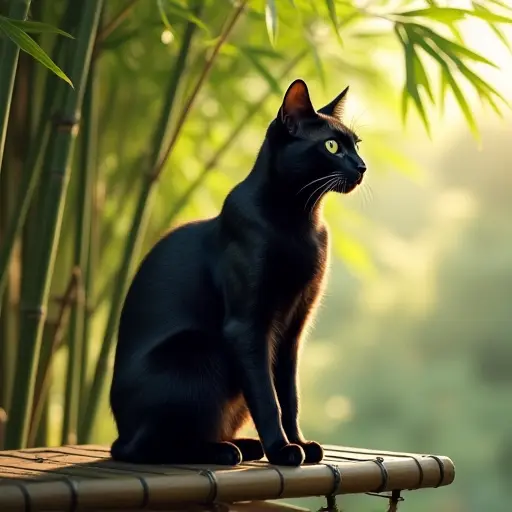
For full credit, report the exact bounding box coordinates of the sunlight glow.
[161,30,174,45]
[325,395,354,422]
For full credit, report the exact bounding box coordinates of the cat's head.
[270,78,366,199]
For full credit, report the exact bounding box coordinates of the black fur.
[110,79,366,466]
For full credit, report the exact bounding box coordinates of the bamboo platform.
[0,444,455,511]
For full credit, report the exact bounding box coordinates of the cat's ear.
[318,86,349,121]
[278,79,316,132]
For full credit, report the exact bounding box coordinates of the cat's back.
[118,217,223,348]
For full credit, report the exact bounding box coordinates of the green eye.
[325,139,338,154]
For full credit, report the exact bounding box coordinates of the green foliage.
[3,0,104,450]
[0,15,73,86]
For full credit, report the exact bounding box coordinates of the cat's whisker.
[308,177,338,218]
[359,187,369,210]
[297,173,339,195]
[363,188,370,209]
[366,183,374,201]
[304,176,338,211]
[359,182,373,208]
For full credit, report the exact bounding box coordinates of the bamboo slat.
[0,443,455,511]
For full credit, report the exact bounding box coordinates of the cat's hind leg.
[111,432,242,465]
[111,330,244,465]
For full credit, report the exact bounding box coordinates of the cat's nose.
[357,162,367,173]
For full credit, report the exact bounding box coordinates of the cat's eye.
[325,139,339,154]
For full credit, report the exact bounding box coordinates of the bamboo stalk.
[77,68,100,432]
[28,269,80,447]
[16,6,75,425]
[0,178,15,411]
[95,0,140,46]
[81,1,213,442]
[0,0,32,178]
[61,65,97,445]
[4,0,104,450]
[0,48,33,413]
[34,398,48,448]
[0,408,6,450]
[0,1,75,300]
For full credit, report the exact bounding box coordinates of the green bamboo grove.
[0,0,510,450]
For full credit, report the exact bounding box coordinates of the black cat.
[110,79,366,467]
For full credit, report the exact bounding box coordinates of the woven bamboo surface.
[0,443,455,510]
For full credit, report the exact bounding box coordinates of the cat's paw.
[267,443,305,466]
[297,441,324,463]
[215,442,243,465]
[232,438,264,462]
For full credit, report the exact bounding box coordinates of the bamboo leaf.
[401,85,409,124]
[450,54,507,103]
[99,27,141,51]
[472,2,512,52]
[411,25,509,110]
[165,1,210,33]
[0,16,73,87]
[398,7,469,23]
[488,21,512,52]
[238,44,285,60]
[0,17,74,38]
[447,22,465,44]
[265,0,278,46]
[412,34,480,138]
[412,45,434,102]
[394,25,430,134]
[240,48,282,94]
[477,88,503,117]
[306,34,326,88]
[409,23,498,67]
[446,72,479,140]
[468,2,512,23]
[438,58,448,113]
[397,5,512,23]
[157,0,174,32]
[0,0,31,183]
[325,0,342,43]
[485,0,512,12]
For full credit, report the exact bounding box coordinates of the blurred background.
[0,1,511,511]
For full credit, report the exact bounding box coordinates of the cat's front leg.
[223,318,305,466]
[274,344,324,463]
[274,291,324,463]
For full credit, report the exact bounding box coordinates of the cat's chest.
[267,230,327,290]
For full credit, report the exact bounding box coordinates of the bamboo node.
[318,464,342,511]
[199,468,218,502]
[52,113,81,134]
[19,304,46,319]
